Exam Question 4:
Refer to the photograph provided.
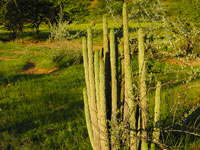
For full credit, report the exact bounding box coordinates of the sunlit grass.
[0,24,199,149]
[0,42,91,149]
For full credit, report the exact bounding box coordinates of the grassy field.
[0,20,162,45]
[0,41,92,149]
[0,22,200,149]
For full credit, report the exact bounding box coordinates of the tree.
[1,0,29,40]
[27,0,56,37]
[61,0,90,22]
[0,0,90,40]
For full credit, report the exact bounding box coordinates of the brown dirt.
[162,57,200,66]
[21,67,59,74]
[12,50,42,54]
[0,49,42,55]
[0,56,14,60]
[21,61,59,74]
[0,49,8,53]
[14,40,103,51]
[38,41,102,50]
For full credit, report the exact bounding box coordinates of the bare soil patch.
[21,61,59,74]
[14,40,102,51]
[0,49,8,53]
[0,56,14,61]
[12,50,42,55]
[162,57,200,66]
[38,41,102,50]
[0,48,42,55]
[21,67,59,74]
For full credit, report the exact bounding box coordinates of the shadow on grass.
[0,99,83,134]
[0,31,49,42]
[0,73,47,85]
[68,30,86,38]
[186,107,200,127]
[0,30,85,42]
[157,99,200,149]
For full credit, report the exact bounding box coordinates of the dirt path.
[0,56,14,61]
[21,61,59,74]
[162,57,200,67]
[21,40,103,51]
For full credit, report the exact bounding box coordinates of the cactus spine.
[138,28,148,150]
[87,27,100,150]
[151,81,161,150]
[83,88,95,149]
[99,58,109,150]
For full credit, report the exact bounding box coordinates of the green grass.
[0,42,91,150]
[0,65,90,150]
[130,52,200,149]
[0,21,162,46]
[0,24,200,149]
[146,59,200,149]
[0,25,49,42]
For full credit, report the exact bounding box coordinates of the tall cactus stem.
[120,47,125,118]
[103,15,109,62]
[82,37,90,106]
[94,50,100,115]
[82,37,94,148]
[123,2,131,121]
[103,15,111,122]
[151,81,161,150]
[110,29,119,149]
[127,66,137,150]
[110,28,118,122]
[87,27,100,150]
[99,58,109,150]
[94,50,101,148]
[83,88,95,149]
[138,28,148,150]
[123,3,137,149]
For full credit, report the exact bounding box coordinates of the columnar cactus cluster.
[82,3,161,150]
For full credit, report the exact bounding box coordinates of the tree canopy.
[0,0,91,38]
[1,0,200,40]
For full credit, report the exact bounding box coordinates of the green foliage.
[87,0,123,20]
[0,0,56,40]
[27,0,56,36]
[52,49,82,68]
[0,0,90,40]
[48,8,70,42]
[168,0,200,26]
[61,0,90,22]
